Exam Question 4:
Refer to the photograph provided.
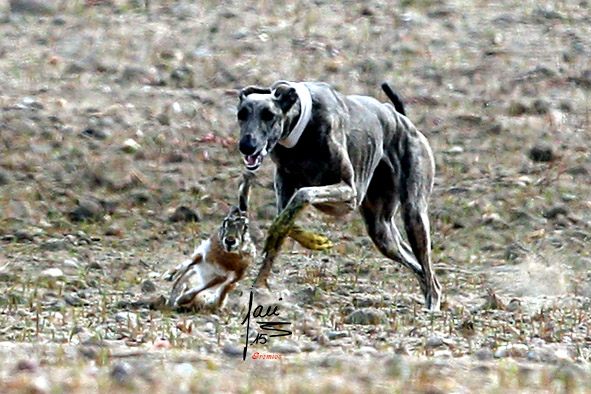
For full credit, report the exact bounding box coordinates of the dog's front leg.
[253,183,356,288]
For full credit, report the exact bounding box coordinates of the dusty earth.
[1,0,591,392]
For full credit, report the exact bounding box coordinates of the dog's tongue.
[246,155,258,166]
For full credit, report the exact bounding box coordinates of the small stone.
[88,261,103,270]
[344,308,386,325]
[65,62,86,75]
[63,259,80,269]
[327,331,349,340]
[40,239,69,251]
[173,363,195,377]
[508,101,528,116]
[494,344,528,359]
[170,66,195,88]
[270,341,301,354]
[529,145,554,162]
[14,359,38,373]
[425,336,445,349]
[64,294,83,307]
[115,312,138,326]
[141,280,156,294]
[14,230,35,241]
[118,66,160,85]
[0,168,14,186]
[222,343,243,357]
[105,225,123,237]
[543,206,568,219]
[566,165,588,176]
[40,268,64,279]
[52,16,66,25]
[301,342,319,352]
[10,0,56,15]
[532,99,550,114]
[81,127,109,140]
[110,362,133,384]
[69,200,104,222]
[153,338,171,349]
[385,355,411,379]
[203,322,215,333]
[169,206,200,223]
[121,138,141,153]
[473,348,494,360]
[156,112,170,126]
[447,146,464,154]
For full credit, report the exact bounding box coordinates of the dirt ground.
[1,0,591,392]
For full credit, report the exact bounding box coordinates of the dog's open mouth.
[243,145,268,171]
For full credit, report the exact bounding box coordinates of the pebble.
[141,280,157,294]
[473,348,494,361]
[0,168,14,185]
[169,206,201,222]
[40,268,65,279]
[81,127,110,140]
[529,145,554,162]
[110,362,133,384]
[425,336,445,349]
[385,355,411,379]
[14,359,38,373]
[69,200,104,222]
[270,341,301,354]
[543,206,568,219]
[203,322,215,333]
[222,343,243,357]
[63,259,80,269]
[494,344,528,358]
[344,308,386,325]
[115,312,138,326]
[173,362,196,377]
[121,138,141,153]
[64,294,84,307]
[10,0,56,15]
[40,239,69,251]
[327,330,349,340]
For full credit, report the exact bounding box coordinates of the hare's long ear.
[238,171,255,212]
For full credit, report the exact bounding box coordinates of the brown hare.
[167,172,256,310]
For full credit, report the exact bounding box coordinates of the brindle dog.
[237,81,441,310]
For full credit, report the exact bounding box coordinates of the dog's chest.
[272,145,342,186]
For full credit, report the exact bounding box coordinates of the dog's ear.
[239,86,271,101]
[273,84,298,113]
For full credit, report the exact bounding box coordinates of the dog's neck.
[278,82,312,149]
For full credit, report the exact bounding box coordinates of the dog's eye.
[237,108,249,121]
[261,108,274,122]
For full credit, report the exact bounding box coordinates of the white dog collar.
[278,82,312,148]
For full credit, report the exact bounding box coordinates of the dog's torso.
[270,82,430,215]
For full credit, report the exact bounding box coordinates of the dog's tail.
[381,82,406,116]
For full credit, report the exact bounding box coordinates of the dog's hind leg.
[399,135,441,310]
[360,159,441,309]
[401,203,441,310]
[253,183,355,288]
[361,202,426,288]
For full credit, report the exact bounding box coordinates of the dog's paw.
[289,228,333,250]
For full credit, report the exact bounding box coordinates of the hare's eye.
[261,108,274,122]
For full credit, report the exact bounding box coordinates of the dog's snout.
[239,136,257,156]
[224,237,237,248]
